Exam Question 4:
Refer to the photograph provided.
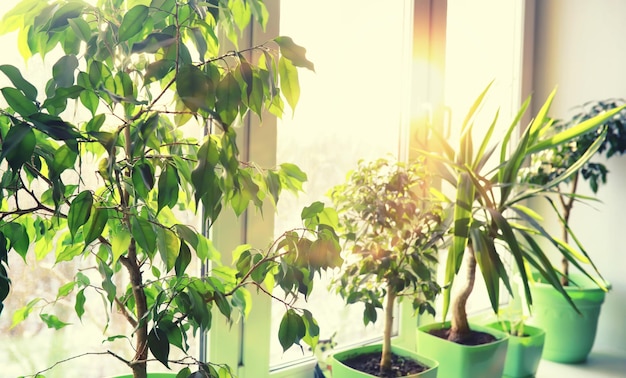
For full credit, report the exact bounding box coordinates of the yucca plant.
[0,1,341,377]
[423,83,622,343]
[521,99,626,285]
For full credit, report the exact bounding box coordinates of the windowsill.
[535,350,626,378]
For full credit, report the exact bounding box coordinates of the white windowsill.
[535,350,626,378]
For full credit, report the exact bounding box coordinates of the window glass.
[271,0,411,368]
[442,0,525,315]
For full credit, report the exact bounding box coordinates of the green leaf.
[56,281,76,299]
[363,302,377,326]
[48,1,85,31]
[157,164,179,213]
[278,56,300,112]
[157,227,180,272]
[56,244,83,263]
[119,5,149,42]
[84,206,108,247]
[0,65,37,100]
[132,160,155,199]
[52,55,79,88]
[40,313,70,330]
[0,123,35,170]
[3,223,29,260]
[132,32,176,54]
[75,288,86,320]
[131,217,157,257]
[216,72,241,126]
[148,327,170,368]
[1,87,38,116]
[214,291,231,320]
[175,241,192,277]
[274,36,315,71]
[111,228,131,263]
[29,112,81,140]
[278,309,305,352]
[176,64,212,112]
[11,298,40,328]
[67,18,92,42]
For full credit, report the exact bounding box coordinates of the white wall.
[531,0,626,354]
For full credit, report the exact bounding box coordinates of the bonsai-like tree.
[328,157,445,376]
[424,83,622,344]
[0,1,341,377]
[521,99,626,285]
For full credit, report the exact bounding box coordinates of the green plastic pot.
[331,343,439,378]
[529,272,609,363]
[416,321,509,378]
[486,321,545,378]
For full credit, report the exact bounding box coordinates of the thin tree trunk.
[559,174,577,286]
[122,124,148,378]
[448,242,476,343]
[380,288,397,373]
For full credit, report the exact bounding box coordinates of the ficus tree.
[0,0,341,377]
[328,157,445,375]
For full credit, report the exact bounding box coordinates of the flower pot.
[529,272,609,363]
[416,321,508,378]
[486,321,545,378]
[331,343,438,377]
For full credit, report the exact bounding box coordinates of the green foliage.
[0,0,334,377]
[424,83,621,337]
[328,156,445,372]
[522,99,626,194]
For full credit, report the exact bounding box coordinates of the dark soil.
[340,351,428,377]
[429,327,497,346]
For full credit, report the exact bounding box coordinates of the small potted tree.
[327,156,446,378]
[0,1,340,377]
[415,83,622,378]
[520,98,626,363]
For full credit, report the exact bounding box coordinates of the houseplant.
[0,0,341,377]
[485,308,545,377]
[415,83,623,378]
[327,156,446,377]
[519,98,626,362]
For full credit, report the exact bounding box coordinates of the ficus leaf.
[52,55,78,88]
[274,36,315,71]
[176,64,212,112]
[277,56,300,112]
[67,190,93,240]
[1,87,38,116]
[148,327,170,368]
[119,5,149,42]
[131,217,157,257]
[157,227,180,272]
[0,64,37,100]
[84,206,108,247]
[0,122,35,170]
[157,164,180,213]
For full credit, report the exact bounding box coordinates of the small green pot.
[486,321,545,378]
[529,272,609,363]
[416,321,509,378]
[331,343,439,378]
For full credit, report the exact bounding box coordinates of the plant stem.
[121,120,148,378]
[448,242,476,343]
[558,173,578,286]
[380,287,396,373]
